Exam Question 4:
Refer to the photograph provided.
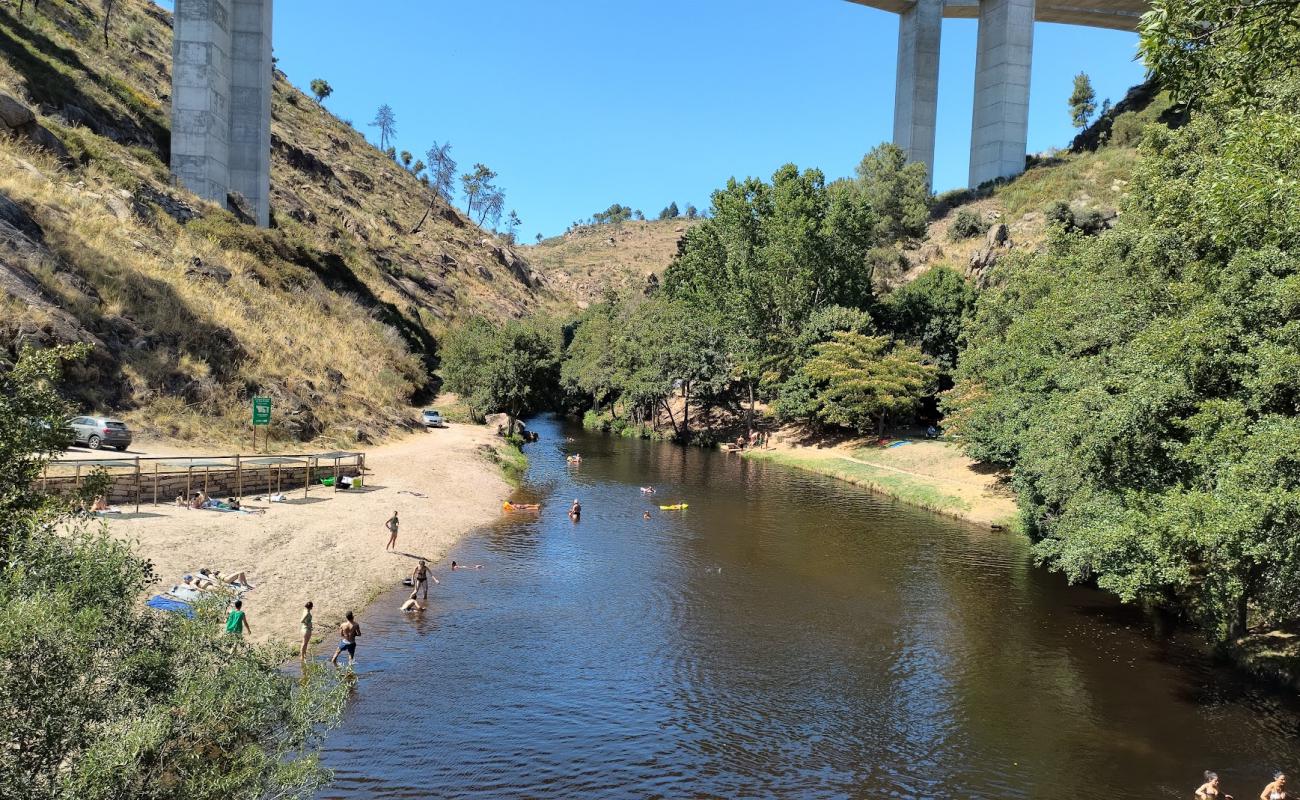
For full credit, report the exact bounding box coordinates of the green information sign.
[251,396,272,425]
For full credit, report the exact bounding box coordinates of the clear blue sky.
[167,1,1147,238]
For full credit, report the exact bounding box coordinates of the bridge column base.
[969,0,1036,187]
[893,0,943,186]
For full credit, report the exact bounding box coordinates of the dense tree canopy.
[0,348,346,799]
[441,318,560,430]
[945,24,1300,640]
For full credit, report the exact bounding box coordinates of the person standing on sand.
[411,559,438,599]
[298,601,314,662]
[331,611,360,666]
[225,599,250,638]
[385,511,399,551]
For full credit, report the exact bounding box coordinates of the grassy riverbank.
[746,434,1018,530]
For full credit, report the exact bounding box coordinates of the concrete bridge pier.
[170,0,272,227]
[892,0,943,182]
[968,0,1036,187]
[850,0,1140,188]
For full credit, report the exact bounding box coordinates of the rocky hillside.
[0,0,551,446]
[885,80,1176,289]
[524,218,701,307]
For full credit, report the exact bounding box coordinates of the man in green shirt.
[225,599,251,638]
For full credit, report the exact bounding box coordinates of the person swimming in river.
[451,560,483,570]
[569,498,581,522]
[504,501,540,512]
[400,593,426,613]
[1195,771,1232,799]
[566,454,581,463]
[1262,772,1288,800]
[640,486,655,494]
[642,511,651,520]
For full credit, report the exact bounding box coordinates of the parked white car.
[421,409,446,428]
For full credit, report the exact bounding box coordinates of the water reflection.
[317,416,1300,799]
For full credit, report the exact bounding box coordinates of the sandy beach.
[97,424,512,645]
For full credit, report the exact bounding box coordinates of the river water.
[317,416,1300,798]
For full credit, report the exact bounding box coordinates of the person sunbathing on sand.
[199,568,253,589]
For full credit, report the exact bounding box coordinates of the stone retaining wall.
[42,464,362,506]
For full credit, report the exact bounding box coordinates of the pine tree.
[370,104,397,150]
[1069,72,1097,129]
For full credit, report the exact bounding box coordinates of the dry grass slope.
[524,218,701,306]
[0,0,557,448]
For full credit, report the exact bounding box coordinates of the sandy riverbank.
[97,424,512,645]
[746,431,1018,529]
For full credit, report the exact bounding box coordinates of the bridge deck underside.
[846,0,1143,30]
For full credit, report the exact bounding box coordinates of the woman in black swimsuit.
[410,559,438,599]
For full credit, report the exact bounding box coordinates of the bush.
[948,209,988,241]
[581,409,608,431]
[1109,112,1147,147]
[1045,201,1108,235]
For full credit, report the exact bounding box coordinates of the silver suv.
[67,416,133,451]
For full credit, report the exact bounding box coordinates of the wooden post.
[42,463,48,493]
[235,455,242,500]
[303,458,310,499]
[75,464,81,494]
[267,464,272,499]
[187,465,192,503]
[153,461,159,506]
[203,466,209,496]
[135,457,141,514]
[333,457,339,494]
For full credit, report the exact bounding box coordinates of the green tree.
[946,56,1300,641]
[1069,72,1097,128]
[658,202,680,220]
[505,210,522,243]
[460,163,498,222]
[593,204,633,225]
[425,142,457,203]
[309,78,332,105]
[802,331,936,434]
[773,306,875,423]
[0,347,347,800]
[853,143,930,241]
[883,265,977,373]
[441,318,558,431]
[399,150,413,169]
[369,104,397,151]
[1139,0,1300,104]
[562,302,621,412]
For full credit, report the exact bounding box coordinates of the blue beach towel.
[146,595,195,618]
[888,440,912,448]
